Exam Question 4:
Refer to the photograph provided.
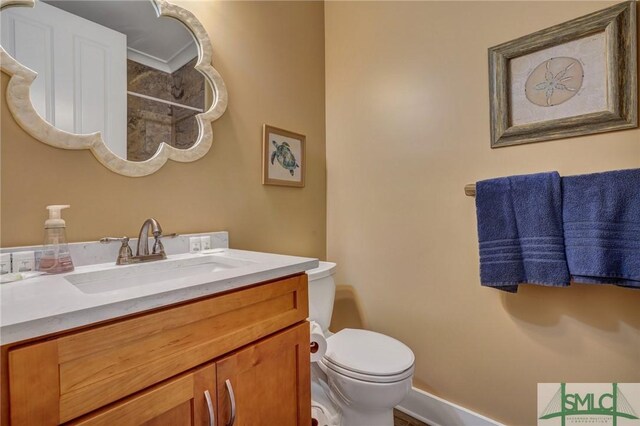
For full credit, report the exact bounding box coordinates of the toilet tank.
[306,262,337,333]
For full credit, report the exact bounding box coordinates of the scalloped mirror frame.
[0,0,228,177]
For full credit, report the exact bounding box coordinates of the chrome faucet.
[100,218,177,265]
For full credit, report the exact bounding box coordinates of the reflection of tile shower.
[127,58,204,162]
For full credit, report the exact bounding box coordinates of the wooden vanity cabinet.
[1,274,311,425]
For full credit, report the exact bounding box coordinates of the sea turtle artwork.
[271,140,300,176]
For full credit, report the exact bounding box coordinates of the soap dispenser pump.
[38,205,74,274]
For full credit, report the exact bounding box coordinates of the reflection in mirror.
[1,0,211,162]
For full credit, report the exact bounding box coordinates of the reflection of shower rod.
[127,91,204,113]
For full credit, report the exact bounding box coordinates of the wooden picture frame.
[489,1,637,148]
[262,125,306,187]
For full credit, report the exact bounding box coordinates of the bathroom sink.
[65,254,250,294]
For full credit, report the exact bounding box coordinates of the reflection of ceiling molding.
[41,0,198,71]
[127,40,197,74]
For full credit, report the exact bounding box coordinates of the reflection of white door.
[1,1,127,158]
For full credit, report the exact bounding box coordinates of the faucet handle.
[152,233,178,256]
[100,236,129,244]
[100,237,133,265]
[155,233,178,239]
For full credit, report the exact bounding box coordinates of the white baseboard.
[396,386,504,426]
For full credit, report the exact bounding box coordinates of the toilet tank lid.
[306,261,336,281]
[324,328,415,376]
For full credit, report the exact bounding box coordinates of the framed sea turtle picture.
[488,1,637,147]
[262,124,306,187]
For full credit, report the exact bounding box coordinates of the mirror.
[0,0,227,176]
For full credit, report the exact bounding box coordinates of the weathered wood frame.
[489,1,637,148]
[0,0,228,177]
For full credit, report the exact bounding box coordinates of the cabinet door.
[70,364,217,426]
[216,323,311,426]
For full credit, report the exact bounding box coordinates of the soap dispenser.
[38,205,74,274]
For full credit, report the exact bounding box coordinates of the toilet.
[307,262,415,426]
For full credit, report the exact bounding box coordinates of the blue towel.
[562,168,640,288]
[475,172,570,292]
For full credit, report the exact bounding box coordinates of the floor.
[393,409,429,426]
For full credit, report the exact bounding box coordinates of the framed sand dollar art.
[488,1,637,148]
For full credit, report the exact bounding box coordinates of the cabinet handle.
[204,389,215,426]
[225,379,236,426]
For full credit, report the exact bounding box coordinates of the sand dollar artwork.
[525,57,584,107]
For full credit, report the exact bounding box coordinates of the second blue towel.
[562,168,640,288]
[476,172,570,292]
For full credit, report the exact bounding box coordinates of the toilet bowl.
[307,262,415,426]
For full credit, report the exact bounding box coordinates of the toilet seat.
[321,358,414,383]
[322,328,415,383]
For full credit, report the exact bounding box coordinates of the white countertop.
[0,249,318,345]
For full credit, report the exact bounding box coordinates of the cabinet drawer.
[8,274,308,424]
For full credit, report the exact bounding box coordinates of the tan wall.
[325,1,640,425]
[1,1,326,259]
